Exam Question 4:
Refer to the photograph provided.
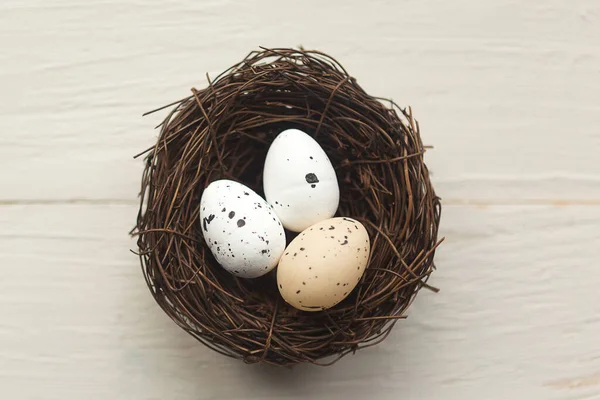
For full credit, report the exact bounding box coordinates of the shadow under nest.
[134,47,442,366]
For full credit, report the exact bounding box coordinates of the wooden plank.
[0,203,598,399]
[1,1,599,201]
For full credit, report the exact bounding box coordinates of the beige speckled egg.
[277,217,370,311]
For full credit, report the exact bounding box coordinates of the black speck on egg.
[300,247,305,251]
[237,219,245,227]
[228,211,235,219]
[296,290,301,294]
[305,173,319,184]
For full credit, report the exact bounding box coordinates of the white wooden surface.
[1,1,599,399]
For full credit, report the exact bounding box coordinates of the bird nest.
[134,47,442,366]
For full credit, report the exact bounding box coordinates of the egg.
[263,129,340,232]
[277,217,370,311]
[200,179,286,278]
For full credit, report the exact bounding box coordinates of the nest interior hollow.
[135,47,442,366]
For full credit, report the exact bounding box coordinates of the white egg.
[200,180,286,278]
[263,129,340,232]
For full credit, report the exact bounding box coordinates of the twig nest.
[134,47,442,366]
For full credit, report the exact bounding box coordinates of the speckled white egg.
[200,180,286,278]
[263,129,340,232]
[277,217,370,311]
